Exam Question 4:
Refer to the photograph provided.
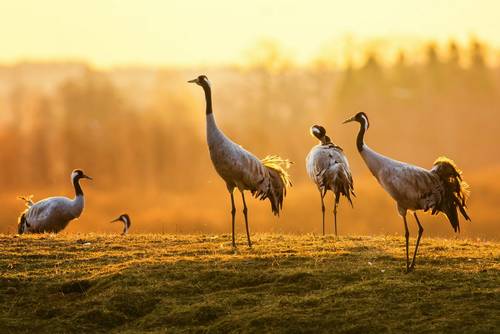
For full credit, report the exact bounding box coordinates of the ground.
[0,234,498,333]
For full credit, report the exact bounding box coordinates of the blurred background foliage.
[0,38,498,238]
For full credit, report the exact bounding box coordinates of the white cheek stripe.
[361,114,369,131]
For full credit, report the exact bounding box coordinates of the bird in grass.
[188,75,292,248]
[110,214,131,235]
[343,112,470,272]
[306,125,354,236]
[17,169,92,234]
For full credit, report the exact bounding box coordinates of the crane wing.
[25,197,75,232]
[26,200,54,225]
[378,164,441,211]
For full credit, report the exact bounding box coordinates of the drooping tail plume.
[431,156,470,232]
[255,155,292,216]
[320,164,356,206]
[17,211,27,234]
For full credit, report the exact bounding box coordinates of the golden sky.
[0,0,499,67]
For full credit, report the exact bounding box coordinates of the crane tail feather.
[17,210,27,234]
[325,165,355,208]
[431,156,471,232]
[257,155,292,216]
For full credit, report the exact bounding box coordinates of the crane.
[344,112,470,272]
[188,75,292,247]
[17,169,92,234]
[306,125,354,236]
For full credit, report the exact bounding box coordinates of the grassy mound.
[0,234,498,333]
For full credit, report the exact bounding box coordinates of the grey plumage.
[344,112,470,272]
[189,75,292,247]
[17,169,92,234]
[306,125,354,236]
[110,214,131,235]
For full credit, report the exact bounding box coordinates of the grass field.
[0,233,498,333]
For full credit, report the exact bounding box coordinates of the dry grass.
[0,233,498,333]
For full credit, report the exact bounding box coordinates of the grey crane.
[343,112,470,272]
[17,169,92,234]
[306,125,354,236]
[188,75,292,248]
[110,213,131,235]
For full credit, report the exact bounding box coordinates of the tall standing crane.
[188,75,292,248]
[344,112,470,272]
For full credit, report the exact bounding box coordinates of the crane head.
[188,75,210,88]
[310,125,333,145]
[71,169,93,181]
[310,125,326,140]
[343,112,370,130]
[110,214,131,228]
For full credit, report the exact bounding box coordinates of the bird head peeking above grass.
[110,214,130,226]
[110,213,131,235]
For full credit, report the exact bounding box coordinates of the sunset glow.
[1,0,500,67]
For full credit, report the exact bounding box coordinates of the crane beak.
[110,217,121,223]
[188,78,199,84]
[342,116,355,124]
[83,174,93,180]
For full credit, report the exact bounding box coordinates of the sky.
[0,0,499,67]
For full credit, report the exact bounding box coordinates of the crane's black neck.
[73,177,84,197]
[356,120,367,152]
[320,135,332,146]
[202,83,212,115]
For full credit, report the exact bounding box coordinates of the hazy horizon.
[2,1,500,68]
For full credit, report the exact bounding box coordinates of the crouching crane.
[306,125,354,236]
[17,169,92,234]
[343,112,470,272]
[188,75,292,248]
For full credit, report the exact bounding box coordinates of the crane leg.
[241,191,252,248]
[410,212,424,269]
[403,215,411,273]
[229,190,236,248]
[320,190,326,236]
[334,195,339,237]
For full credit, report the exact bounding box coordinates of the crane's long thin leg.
[410,212,424,269]
[333,194,339,237]
[320,190,326,236]
[241,191,252,248]
[230,190,236,248]
[403,215,410,273]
